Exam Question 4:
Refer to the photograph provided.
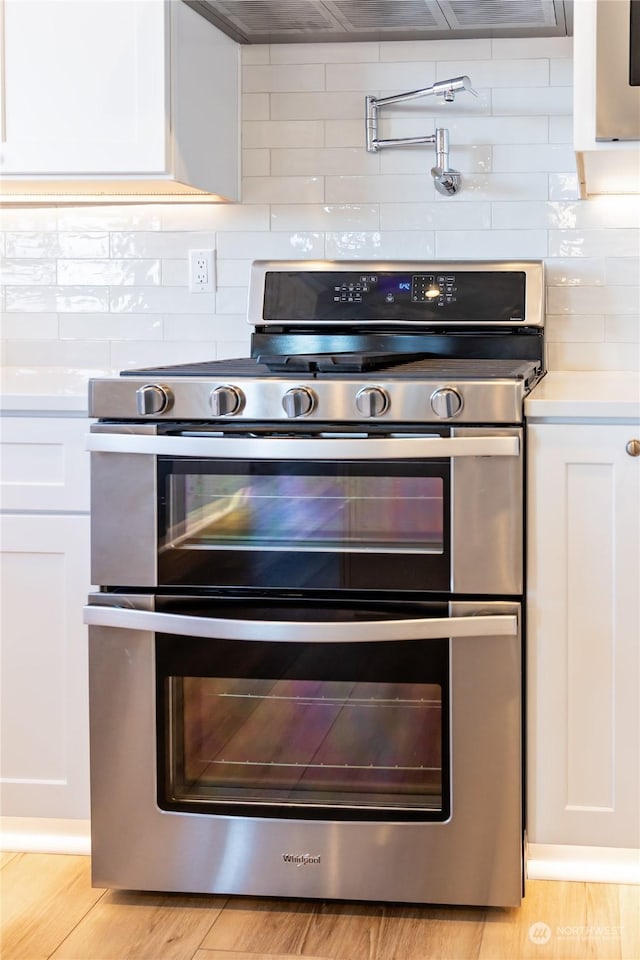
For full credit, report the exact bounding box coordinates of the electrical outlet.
[188,249,215,293]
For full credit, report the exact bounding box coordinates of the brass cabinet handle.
[626,439,640,457]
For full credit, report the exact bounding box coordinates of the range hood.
[184,0,573,43]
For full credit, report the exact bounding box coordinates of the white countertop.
[0,367,118,414]
[525,371,640,420]
[2,367,640,420]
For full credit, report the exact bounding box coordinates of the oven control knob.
[135,384,172,416]
[282,387,315,418]
[356,386,389,417]
[430,387,463,419]
[210,385,244,416]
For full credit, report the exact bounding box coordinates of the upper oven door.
[89,427,523,595]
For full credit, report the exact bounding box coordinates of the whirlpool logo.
[282,853,321,867]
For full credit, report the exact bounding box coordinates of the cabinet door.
[527,424,640,847]
[0,515,91,819]
[0,417,90,512]
[0,0,167,175]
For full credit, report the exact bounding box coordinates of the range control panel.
[262,269,527,324]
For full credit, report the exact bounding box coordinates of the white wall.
[1,36,639,373]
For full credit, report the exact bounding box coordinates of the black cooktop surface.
[122,353,542,384]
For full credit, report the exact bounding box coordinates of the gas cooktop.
[89,260,546,426]
[121,354,541,381]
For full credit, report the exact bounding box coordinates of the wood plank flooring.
[1,852,639,960]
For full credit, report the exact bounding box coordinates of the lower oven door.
[85,596,523,907]
[89,427,523,595]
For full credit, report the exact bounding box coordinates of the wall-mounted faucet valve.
[365,75,476,196]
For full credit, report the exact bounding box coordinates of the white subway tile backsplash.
[159,205,269,233]
[243,64,325,93]
[379,144,491,176]
[380,39,491,61]
[57,206,163,231]
[216,231,325,259]
[215,288,250,315]
[271,147,378,177]
[161,260,188,287]
[57,259,161,286]
[326,174,436,203]
[435,230,548,259]
[548,285,640,316]
[548,341,640,371]
[605,258,640,285]
[109,340,221,370]
[4,338,110,367]
[243,120,324,149]
[325,231,435,259]
[0,259,57,285]
[217,339,253,360]
[492,87,573,116]
[164,314,249,342]
[436,59,549,88]
[604,316,640,342]
[242,177,325,204]
[109,232,215,259]
[549,116,572,143]
[1,37,637,375]
[326,61,436,93]
[0,210,58,230]
[325,119,369,148]
[270,42,379,64]
[492,144,576,173]
[270,204,379,232]
[216,260,254,287]
[445,173,549,201]
[491,38,572,59]
[380,202,491,231]
[242,150,271,177]
[5,286,110,313]
[550,59,573,86]
[549,230,640,259]
[242,93,270,121]
[0,313,58,339]
[546,314,605,342]
[548,172,581,200]
[5,233,70,259]
[564,195,640,229]
[241,45,270,65]
[271,92,363,121]
[545,259,606,285]
[109,288,215,315]
[58,313,163,341]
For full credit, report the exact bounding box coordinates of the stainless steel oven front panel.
[89,427,523,595]
[86,599,523,907]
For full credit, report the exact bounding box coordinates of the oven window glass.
[156,600,450,821]
[157,458,449,591]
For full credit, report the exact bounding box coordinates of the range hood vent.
[184,0,572,43]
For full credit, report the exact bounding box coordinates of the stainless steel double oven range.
[85,259,545,908]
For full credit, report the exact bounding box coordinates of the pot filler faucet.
[365,75,477,196]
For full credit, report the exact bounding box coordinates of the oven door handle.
[83,605,518,641]
[86,433,519,459]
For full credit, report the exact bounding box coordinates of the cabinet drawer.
[0,417,90,512]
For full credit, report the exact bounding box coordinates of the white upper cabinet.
[0,0,240,200]
[573,0,640,197]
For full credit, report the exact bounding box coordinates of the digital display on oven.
[263,270,526,323]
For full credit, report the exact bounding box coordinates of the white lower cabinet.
[0,415,91,820]
[527,423,640,848]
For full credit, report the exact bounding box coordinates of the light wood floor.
[1,852,639,960]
